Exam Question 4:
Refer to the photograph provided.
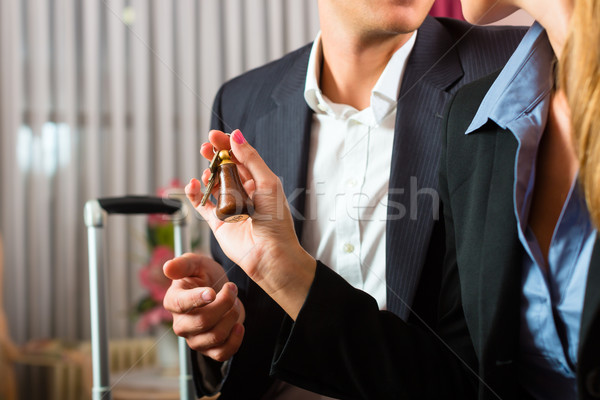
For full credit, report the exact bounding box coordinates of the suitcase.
[84,196,195,400]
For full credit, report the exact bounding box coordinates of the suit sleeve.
[269,94,479,400]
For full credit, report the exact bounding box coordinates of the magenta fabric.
[429,0,464,20]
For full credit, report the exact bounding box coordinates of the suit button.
[586,367,600,397]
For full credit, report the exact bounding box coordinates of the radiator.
[16,337,158,400]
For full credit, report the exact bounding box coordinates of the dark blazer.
[270,72,600,400]
[196,17,525,399]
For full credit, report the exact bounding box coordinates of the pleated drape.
[0,0,320,343]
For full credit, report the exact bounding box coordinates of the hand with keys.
[186,129,316,320]
[200,144,254,221]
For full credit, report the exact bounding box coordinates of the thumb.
[230,130,276,185]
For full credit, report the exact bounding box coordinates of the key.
[201,151,221,206]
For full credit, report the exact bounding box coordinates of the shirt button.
[317,103,328,112]
[346,179,358,188]
[343,243,355,253]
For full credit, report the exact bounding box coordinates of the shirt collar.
[304,31,417,125]
[465,23,555,134]
[304,31,326,113]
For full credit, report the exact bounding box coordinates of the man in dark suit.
[259,22,600,399]
[163,1,525,398]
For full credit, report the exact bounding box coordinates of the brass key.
[200,151,222,206]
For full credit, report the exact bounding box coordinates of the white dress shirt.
[271,31,416,400]
[301,31,416,310]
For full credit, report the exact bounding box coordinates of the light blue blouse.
[466,23,597,399]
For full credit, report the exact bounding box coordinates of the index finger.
[200,130,233,162]
[208,130,232,150]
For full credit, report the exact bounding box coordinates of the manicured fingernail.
[201,290,214,302]
[232,130,245,144]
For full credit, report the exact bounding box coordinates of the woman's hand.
[187,129,316,319]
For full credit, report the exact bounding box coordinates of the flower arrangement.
[134,179,201,333]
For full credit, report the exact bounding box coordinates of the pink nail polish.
[232,130,245,144]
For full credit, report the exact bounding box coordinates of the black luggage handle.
[97,195,182,215]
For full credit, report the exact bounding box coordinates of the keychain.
[201,148,254,222]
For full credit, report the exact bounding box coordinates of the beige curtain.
[0,0,319,343]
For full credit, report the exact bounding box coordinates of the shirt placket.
[335,117,368,289]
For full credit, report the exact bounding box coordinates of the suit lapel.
[251,49,313,238]
[473,128,522,363]
[386,17,464,319]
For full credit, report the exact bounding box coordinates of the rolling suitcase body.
[84,196,195,400]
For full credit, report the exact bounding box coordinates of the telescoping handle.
[84,195,194,400]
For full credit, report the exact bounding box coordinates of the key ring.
[213,147,233,156]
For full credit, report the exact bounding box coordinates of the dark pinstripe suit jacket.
[196,16,526,399]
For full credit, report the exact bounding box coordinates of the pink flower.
[139,246,174,302]
[136,306,173,333]
[157,178,183,198]
[134,179,191,333]
[148,179,185,226]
